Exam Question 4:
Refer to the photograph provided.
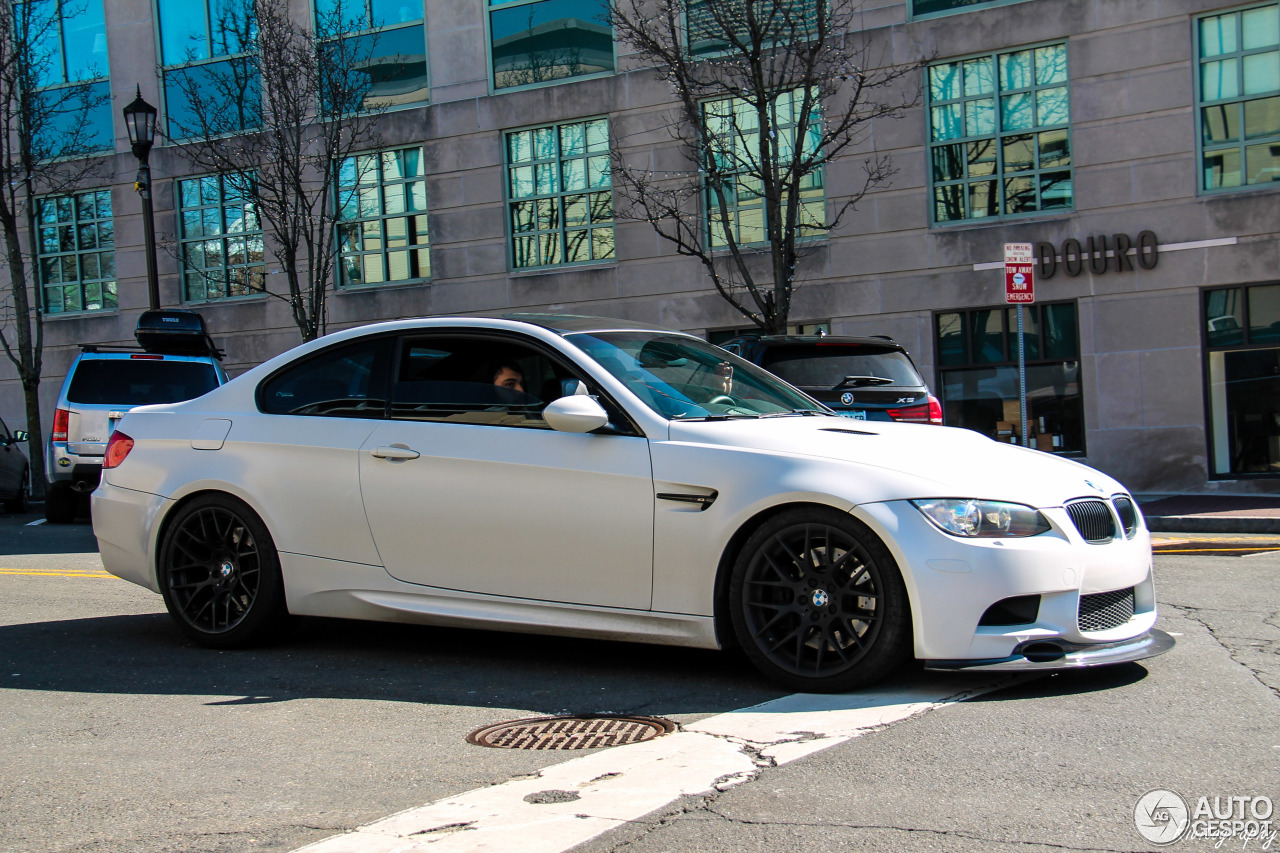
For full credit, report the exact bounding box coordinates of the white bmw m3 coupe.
[93,314,1173,692]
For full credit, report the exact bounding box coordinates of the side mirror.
[543,395,610,434]
[11,430,27,443]
[558,378,589,398]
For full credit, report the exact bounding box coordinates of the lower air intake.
[1078,587,1135,632]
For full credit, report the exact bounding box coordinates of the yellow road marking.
[0,569,115,578]
[1154,547,1280,553]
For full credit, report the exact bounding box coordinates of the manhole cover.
[467,714,677,750]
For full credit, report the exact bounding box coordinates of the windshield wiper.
[760,408,826,418]
[674,412,763,421]
[835,375,894,389]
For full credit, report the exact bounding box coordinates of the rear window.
[761,345,924,389]
[66,359,220,405]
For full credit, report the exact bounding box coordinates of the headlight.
[911,499,1051,538]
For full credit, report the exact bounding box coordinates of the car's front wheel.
[729,508,912,693]
[158,494,291,648]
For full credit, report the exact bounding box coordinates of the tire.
[157,494,292,649]
[4,467,28,514]
[729,507,913,693]
[45,480,76,524]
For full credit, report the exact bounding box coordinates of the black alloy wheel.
[729,508,912,692]
[158,494,290,648]
[4,467,28,513]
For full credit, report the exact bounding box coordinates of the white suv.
[46,311,228,523]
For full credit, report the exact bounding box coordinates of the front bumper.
[923,628,1176,672]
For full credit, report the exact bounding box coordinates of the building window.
[37,190,115,314]
[178,174,265,302]
[1204,285,1280,475]
[489,0,615,91]
[316,0,428,111]
[927,44,1071,223]
[935,302,1082,453]
[702,90,825,248]
[1196,3,1280,192]
[912,0,1031,18]
[158,0,260,138]
[30,0,112,153]
[686,0,818,57]
[505,119,615,269]
[336,148,430,286]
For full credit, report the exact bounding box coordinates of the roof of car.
[724,334,906,349]
[493,313,680,335]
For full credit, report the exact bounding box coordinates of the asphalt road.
[1,512,1276,853]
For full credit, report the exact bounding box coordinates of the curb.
[1145,516,1280,535]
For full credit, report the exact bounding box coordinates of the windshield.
[570,331,827,420]
[762,345,923,389]
[67,359,220,405]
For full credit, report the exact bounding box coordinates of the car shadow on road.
[0,609,1152,716]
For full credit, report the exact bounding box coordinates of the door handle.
[371,445,420,460]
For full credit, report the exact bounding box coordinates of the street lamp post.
[123,87,160,311]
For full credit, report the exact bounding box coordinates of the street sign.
[1004,242,1035,304]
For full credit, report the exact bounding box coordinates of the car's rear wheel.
[44,480,75,524]
[729,508,912,693]
[5,467,29,513]
[158,494,290,649]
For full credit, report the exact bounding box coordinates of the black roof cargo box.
[135,310,222,359]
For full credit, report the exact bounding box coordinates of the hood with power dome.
[665,415,1126,509]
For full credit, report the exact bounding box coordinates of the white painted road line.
[24,519,45,527]
[294,679,1009,853]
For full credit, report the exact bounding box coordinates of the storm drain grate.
[467,715,678,750]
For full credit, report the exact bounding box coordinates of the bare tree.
[608,0,922,334]
[0,0,110,499]
[167,0,387,341]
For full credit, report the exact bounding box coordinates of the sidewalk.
[1138,494,1280,534]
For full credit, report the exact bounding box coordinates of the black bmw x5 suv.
[719,334,941,424]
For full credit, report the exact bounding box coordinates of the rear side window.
[66,359,220,405]
[762,346,924,389]
[260,338,390,418]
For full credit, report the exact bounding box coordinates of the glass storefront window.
[935,302,1083,453]
[1206,284,1280,475]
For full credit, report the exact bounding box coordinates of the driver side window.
[389,335,570,428]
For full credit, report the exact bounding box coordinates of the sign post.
[1004,243,1036,448]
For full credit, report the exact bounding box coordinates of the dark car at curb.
[719,334,942,424]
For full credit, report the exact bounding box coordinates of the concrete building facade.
[7,0,1280,495]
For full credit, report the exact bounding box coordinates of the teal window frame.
[156,0,261,138]
[37,189,116,315]
[504,117,615,270]
[927,42,1073,225]
[177,173,266,303]
[28,0,113,154]
[335,147,431,288]
[487,0,616,93]
[315,0,429,112]
[1195,2,1280,193]
[910,0,1033,20]
[685,0,820,57]
[701,89,827,249]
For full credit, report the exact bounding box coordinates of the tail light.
[51,407,70,442]
[887,394,943,425]
[103,431,134,469]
